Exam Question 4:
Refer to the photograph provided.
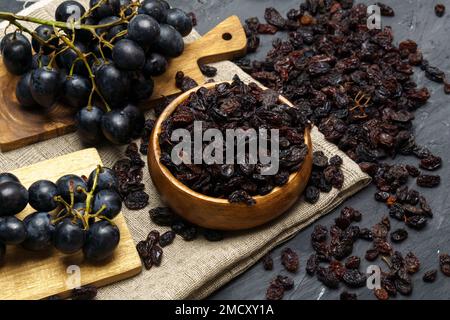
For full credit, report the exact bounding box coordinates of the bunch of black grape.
[0,166,123,264]
[0,0,193,145]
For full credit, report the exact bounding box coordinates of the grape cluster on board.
[0,0,193,146]
[0,166,123,265]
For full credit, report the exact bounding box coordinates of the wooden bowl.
[148,82,313,230]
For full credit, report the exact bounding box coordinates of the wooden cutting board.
[0,148,142,300]
[0,15,247,152]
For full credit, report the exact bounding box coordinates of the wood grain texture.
[0,15,247,152]
[0,148,142,300]
[148,82,313,231]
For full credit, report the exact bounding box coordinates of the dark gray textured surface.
[1,0,449,300]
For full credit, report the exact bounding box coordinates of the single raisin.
[281,248,299,273]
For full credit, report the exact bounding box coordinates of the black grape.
[56,174,87,203]
[97,16,126,41]
[130,74,154,102]
[16,71,37,108]
[127,14,161,48]
[32,25,59,54]
[143,52,168,77]
[0,32,29,53]
[0,182,29,216]
[31,54,51,69]
[2,38,32,75]
[0,173,20,185]
[83,220,120,261]
[139,0,168,22]
[123,103,145,138]
[112,39,146,71]
[30,67,62,108]
[55,41,89,75]
[28,180,59,212]
[0,216,27,245]
[62,75,91,109]
[93,189,122,219]
[119,0,133,16]
[53,218,86,254]
[165,8,193,37]
[89,0,120,19]
[155,24,184,57]
[76,106,105,145]
[87,167,118,192]
[159,0,170,10]
[55,1,87,23]
[101,109,133,144]
[22,212,55,251]
[95,63,130,108]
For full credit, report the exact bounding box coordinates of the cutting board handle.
[190,15,248,65]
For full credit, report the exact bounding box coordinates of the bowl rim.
[150,81,312,205]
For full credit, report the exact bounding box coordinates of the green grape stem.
[52,165,110,230]
[83,165,102,228]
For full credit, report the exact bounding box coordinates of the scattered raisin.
[439,253,450,276]
[340,291,357,300]
[71,286,97,300]
[124,190,149,210]
[159,231,176,247]
[281,248,299,273]
[365,249,379,262]
[435,4,446,17]
[150,245,163,266]
[272,275,294,290]
[175,71,198,92]
[374,288,389,300]
[199,64,217,77]
[423,270,438,282]
[345,256,361,269]
[390,229,408,243]
[150,207,176,226]
[262,253,274,271]
[265,282,284,300]
[202,229,224,242]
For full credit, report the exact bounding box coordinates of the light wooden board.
[0,16,247,152]
[0,148,142,300]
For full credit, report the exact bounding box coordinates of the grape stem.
[0,11,126,33]
[52,165,109,230]
[59,34,111,111]
[83,165,102,228]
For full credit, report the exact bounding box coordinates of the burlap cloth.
[0,0,371,299]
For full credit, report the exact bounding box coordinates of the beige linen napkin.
[0,0,371,299]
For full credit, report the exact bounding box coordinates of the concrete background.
[1,0,449,300]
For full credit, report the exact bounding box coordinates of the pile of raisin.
[159,75,309,205]
[306,208,367,290]
[149,207,224,242]
[261,248,298,300]
[305,208,448,299]
[266,275,295,300]
[238,2,443,185]
[136,230,164,270]
[113,143,149,210]
[305,152,344,204]
[175,71,199,92]
[138,207,225,272]
[367,163,433,229]
[71,286,98,300]
[139,119,156,156]
[238,1,448,300]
